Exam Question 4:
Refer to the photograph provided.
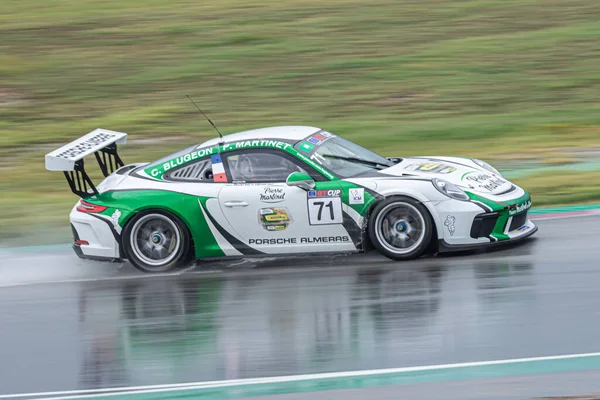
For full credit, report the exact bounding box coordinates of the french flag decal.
[211,153,228,182]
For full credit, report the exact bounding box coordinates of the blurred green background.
[1,0,600,244]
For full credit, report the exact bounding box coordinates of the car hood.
[378,157,513,195]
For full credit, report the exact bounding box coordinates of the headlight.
[472,159,501,176]
[432,178,470,201]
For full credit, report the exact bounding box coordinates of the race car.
[45,126,537,272]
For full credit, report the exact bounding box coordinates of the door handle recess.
[224,201,249,207]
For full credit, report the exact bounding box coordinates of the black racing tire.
[367,196,434,261]
[122,209,192,273]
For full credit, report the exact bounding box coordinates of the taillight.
[77,200,108,213]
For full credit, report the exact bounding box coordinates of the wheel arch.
[120,205,196,258]
[363,190,444,252]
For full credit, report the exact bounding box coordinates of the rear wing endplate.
[45,129,127,197]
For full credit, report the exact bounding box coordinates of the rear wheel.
[122,210,192,273]
[367,196,434,261]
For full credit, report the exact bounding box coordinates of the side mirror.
[286,171,315,191]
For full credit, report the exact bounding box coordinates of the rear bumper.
[70,204,122,260]
[72,242,123,263]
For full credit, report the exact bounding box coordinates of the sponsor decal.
[248,236,350,245]
[265,226,287,232]
[439,167,456,174]
[298,141,315,153]
[230,182,272,186]
[260,187,286,203]
[249,238,297,245]
[157,147,218,177]
[149,140,292,178]
[444,215,456,236]
[222,140,292,152]
[515,225,531,232]
[462,172,507,192]
[349,188,365,205]
[258,208,292,231]
[111,209,122,234]
[308,189,341,198]
[305,132,335,147]
[405,162,456,174]
[509,200,532,216]
[55,132,118,159]
[301,236,350,244]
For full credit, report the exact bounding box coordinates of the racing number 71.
[308,196,342,225]
[313,200,334,221]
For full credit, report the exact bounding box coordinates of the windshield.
[305,135,394,178]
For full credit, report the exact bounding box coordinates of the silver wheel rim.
[130,214,181,267]
[374,202,426,255]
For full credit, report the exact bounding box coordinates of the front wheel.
[122,210,192,273]
[367,196,434,261]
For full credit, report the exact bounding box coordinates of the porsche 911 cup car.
[45,126,537,272]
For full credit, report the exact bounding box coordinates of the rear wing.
[45,129,127,197]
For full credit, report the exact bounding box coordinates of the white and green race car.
[45,126,537,272]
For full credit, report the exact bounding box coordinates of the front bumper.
[437,208,538,253]
[438,223,537,253]
[433,189,538,253]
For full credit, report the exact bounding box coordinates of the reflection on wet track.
[1,215,600,397]
[0,261,542,394]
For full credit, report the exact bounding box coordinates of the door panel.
[203,197,245,257]
[217,182,356,255]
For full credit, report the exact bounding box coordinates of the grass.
[1,0,600,242]
[512,171,600,206]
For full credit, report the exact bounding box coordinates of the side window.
[225,151,309,183]
[164,159,213,181]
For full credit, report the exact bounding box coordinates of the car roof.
[196,126,322,148]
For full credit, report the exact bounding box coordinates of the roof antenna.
[186,95,224,145]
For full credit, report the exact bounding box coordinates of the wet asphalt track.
[1,215,600,399]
